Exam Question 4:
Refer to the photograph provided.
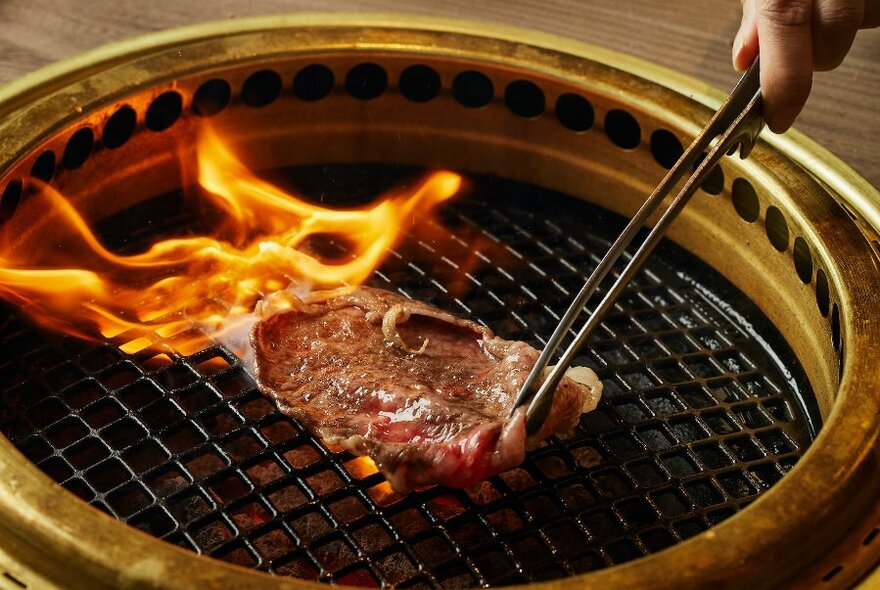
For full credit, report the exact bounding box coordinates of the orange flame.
[344,456,381,479]
[0,127,462,350]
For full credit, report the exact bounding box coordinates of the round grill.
[0,14,877,590]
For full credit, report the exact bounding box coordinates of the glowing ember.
[345,456,381,479]
[0,127,462,350]
[369,481,399,506]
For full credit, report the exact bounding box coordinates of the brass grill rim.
[0,13,877,590]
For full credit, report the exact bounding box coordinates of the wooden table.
[0,0,877,187]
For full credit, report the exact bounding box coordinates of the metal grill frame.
[0,174,815,587]
[0,14,877,590]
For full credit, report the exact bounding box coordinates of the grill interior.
[0,165,817,587]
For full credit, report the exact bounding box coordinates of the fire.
[0,127,462,351]
[344,455,398,504]
[369,481,398,505]
[345,456,381,479]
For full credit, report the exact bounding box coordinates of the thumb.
[733,0,760,70]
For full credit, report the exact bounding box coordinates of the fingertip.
[813,50,847,72]
[732,29,743,69]
[764,109,797,133]
[732,38,748,71]
[733,36,759,71]
[733,4,760,71]
[761,74,810,133]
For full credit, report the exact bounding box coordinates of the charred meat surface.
[252,287,602,492]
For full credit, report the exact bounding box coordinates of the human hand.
[733,0,880,132]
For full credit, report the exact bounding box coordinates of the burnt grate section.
[0,168,814,588]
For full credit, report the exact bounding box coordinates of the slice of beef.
[252,286,602,493]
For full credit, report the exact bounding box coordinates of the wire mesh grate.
[0,167,816,588]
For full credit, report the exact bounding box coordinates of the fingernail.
[732,29,744,69]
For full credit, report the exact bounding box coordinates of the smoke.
[208,280,315,376]
[211,313,259,375]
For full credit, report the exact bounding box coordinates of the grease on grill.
[0,167,815,588]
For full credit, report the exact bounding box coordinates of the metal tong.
[513,59,764,435]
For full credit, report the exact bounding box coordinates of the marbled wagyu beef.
[252,286,602,493]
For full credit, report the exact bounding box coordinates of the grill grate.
[0,167,815,588]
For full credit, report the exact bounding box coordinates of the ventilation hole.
[555,93,594,132]
[452,71,494,108]
[102,106,137,149]
[831,304,840,351]
[793,237,813,284]
[193,79,231,116]
[504,80,544,118]
[821,565,843,582]
[731,178,760,222]
[399,65,441,103]
[839,343,845,382]
[63,127,94,169]
[345,63,387,100]
[864,528,879,545]
[693,153,724,195]
[650,129,683,169]
[242,70,282,107]
[293,64,335,101]
[29,151,55,183]
[605,109,641,149]
[816,269,830,317]
[145,92,183,131]
[1,180,22,221]
[765,206,789,251]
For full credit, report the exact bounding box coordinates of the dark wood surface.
[0,0,877,187]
